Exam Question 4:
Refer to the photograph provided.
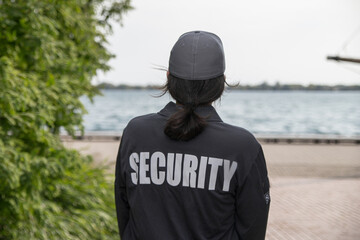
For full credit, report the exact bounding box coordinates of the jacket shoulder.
[128,113,158,125]
[218,122,260,147]
[122,113,160,135]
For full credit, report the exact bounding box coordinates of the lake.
[81,90,360,137]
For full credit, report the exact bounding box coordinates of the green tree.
[0,0,132,239]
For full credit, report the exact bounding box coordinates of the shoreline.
[95,84,360,91]
[61,133,360,145]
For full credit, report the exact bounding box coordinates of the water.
[81,90,360,137]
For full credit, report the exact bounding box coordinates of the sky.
[94,0,360,86]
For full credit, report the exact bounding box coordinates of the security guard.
[115,31,270,240]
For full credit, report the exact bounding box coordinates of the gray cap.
[168,31,225,80]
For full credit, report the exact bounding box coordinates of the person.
[114,31,270,240]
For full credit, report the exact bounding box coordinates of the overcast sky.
[94,0,360,86]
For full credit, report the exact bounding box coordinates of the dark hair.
[161,74,225,141]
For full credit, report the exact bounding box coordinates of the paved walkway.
[263,144,360,240]
[63,140,360,239]
[266,177,360,240]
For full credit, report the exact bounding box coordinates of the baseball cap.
[168,31,225,80]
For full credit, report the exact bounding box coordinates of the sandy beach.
[63,137,360,240]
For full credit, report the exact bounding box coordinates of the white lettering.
[223,159,237,191]
[128,151,237,192]
[197,156,208,189]
[183,154,198,188]
[139,152,150,184]
[129,152,139,185]
[167,153,182,186]
[208,157,223,190]
[151,151,166,185]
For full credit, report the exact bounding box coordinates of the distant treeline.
[97,83,161,90]
[96,82,360,91]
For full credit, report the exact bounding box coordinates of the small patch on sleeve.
[264,191,270,205]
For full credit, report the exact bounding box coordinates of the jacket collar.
[158,101,223,122]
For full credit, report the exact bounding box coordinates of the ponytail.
[164,103,207,141]
[161,74,225,141]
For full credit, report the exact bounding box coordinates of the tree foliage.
[0,0,132,239]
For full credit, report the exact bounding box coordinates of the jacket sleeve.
[114,132,130,239]
[235,146,270,240]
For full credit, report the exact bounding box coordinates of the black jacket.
[115,102,270,240]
